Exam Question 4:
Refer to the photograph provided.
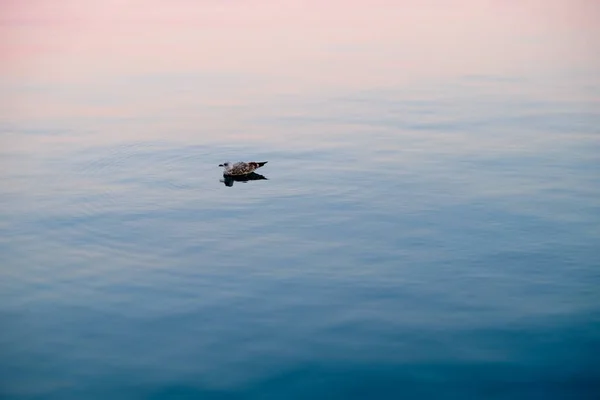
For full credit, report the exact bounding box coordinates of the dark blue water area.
[1,82,600,399]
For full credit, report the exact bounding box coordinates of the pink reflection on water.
[2,0,598,81]
[1,0,598,150]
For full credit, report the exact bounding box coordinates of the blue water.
[2,39,600,400]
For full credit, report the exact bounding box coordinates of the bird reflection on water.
[220,172,268,187]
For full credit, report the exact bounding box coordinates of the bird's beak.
[218,164,223,167]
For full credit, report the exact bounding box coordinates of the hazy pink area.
[2,0,598,84]
[1,0,598,149]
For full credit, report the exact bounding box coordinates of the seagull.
[219,161,268,176]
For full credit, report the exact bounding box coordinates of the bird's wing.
[229,162,253,175]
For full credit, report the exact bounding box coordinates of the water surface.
[1,1,599,399]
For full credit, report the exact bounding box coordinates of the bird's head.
[219,162,230,167]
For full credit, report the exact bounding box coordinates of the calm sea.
[1,1,599,399]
